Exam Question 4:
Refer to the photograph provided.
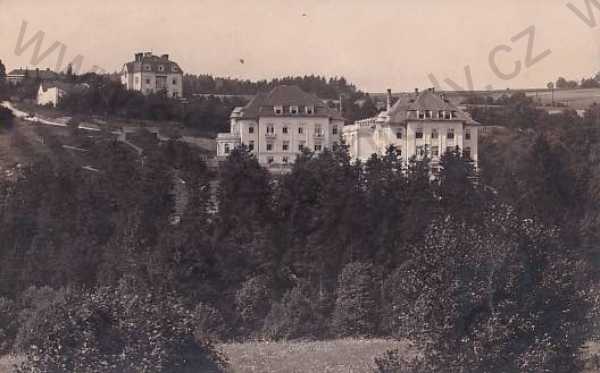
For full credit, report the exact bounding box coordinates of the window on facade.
[298,127,304,134]
[267,125,274,134]
[396,131,402,139]
[248,141,255,151]
[146,79,150,84]
[416,145,425,157]
[431,129,439,139]
[290,106,299,115]
[447,128,455,139]
[283,141,289,151]
[274,106,283,115]
[451,111,458,119]
[438,110,444,119]
[173,92,178,98]
[332,126,338,135]
[224,143,230,154]
[416,128,424,139]
[464,147,472,159]
[432,146,439,157]
[266,143,273,152]
[425,110,433,119]
[298,142,305,151]
[282,126,288,134]
[444,111,451,119]
[172,78,177,85]
[248,126,254,134]
[315,125,323,137]
[418,111,425,119]
[267,156,274,164]
[144,65,151,71]
[158,65,164,72]
[172,66,179,72]
[465,129,471,140]
[314,144,322,151]
[446,146,454,154]
[305,106,314,114]
[282,156,289,164]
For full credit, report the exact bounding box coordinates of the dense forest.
[0,91,599,371]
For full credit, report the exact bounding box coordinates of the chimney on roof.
[161,54,169,60]
[386,88,392,111]
[415,88,419,95]
[339,94,343,114]
[135,52,143,62]
[144,52,153,57]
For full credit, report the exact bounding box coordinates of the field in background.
[221,338,410,373]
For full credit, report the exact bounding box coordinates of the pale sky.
[1,0,599,92]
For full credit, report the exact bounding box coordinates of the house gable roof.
[238,85,344,120]
[123,54,183,75]
[386,89,480,125]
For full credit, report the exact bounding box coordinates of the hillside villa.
[121,52,183,98]
[343,88,480,172]
[216,85,345,172]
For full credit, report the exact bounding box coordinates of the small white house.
[37,81,86,107]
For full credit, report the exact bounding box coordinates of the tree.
[16,285,226,373]
[383,205,591,373]
[0,59,6,81]
[332,262,380,337]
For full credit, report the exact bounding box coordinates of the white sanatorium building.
[121,52,183,98]
[343,88,479,170]
[216,85,345,171]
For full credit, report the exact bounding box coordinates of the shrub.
[16,286,226,373]
[262,282,325,340]
[332,262,379,337]
[0,297,18,354]
[0,106,14,131]
[235,276,271,334]
[193,302,228,342]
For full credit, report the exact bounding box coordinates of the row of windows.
[134,77,178,85]
[223,142,322,154]
[415,145,472,158]
[248,125,338,136]
[143,64,179,73]
[274,105,315,115]
[412,110,458,120]
[409,128,471,140]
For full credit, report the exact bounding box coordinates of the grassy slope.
[220,338,411,373]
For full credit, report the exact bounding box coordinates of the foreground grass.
[221,338,410,373]
[0,355,23,373]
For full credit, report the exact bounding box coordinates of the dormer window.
[407,110,417,118]
[438,110,444,119]
[172,66,179,72]
[290,105,299,115]
[418,110,425,119]
[425,110,433,119]
[143,64,151,71]
[305,105,315,114]
[158,65,165,72]
[444,111,451,119]
[451,111,458,119]
[274,106,283,115]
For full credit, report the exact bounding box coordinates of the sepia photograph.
[1,0,600,372]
